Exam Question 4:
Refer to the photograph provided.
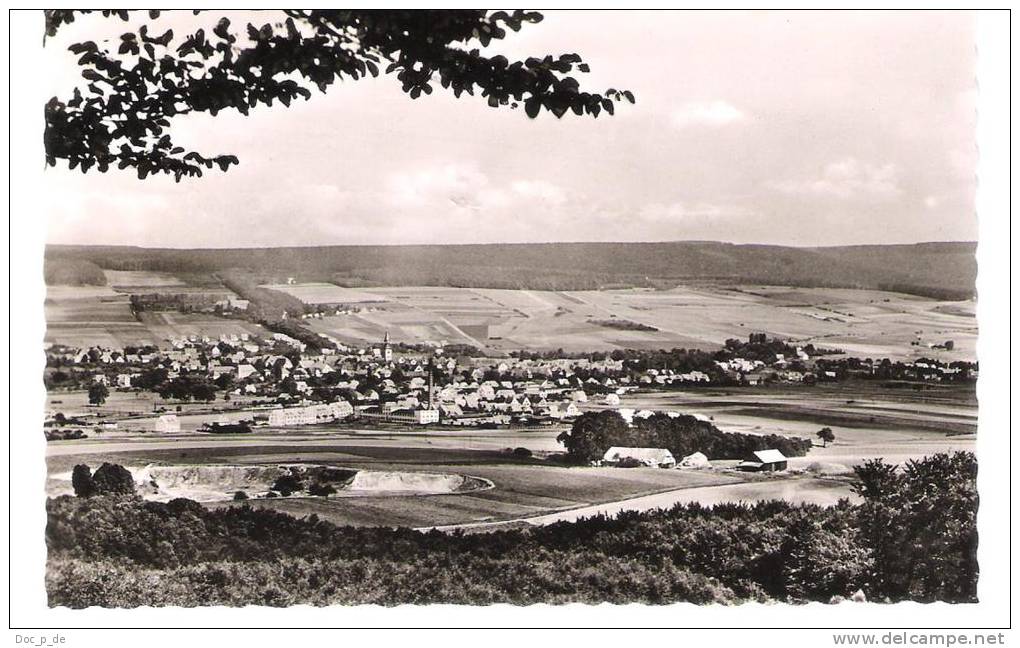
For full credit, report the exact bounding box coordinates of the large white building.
[154,414,181,434]
[413,409,440,425]
[268,401,354,427]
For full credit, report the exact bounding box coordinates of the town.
[44,327,978,438]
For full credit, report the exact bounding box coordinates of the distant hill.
[44,241,977,299]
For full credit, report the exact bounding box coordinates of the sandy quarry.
[47,463,493,502]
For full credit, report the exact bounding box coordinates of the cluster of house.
[636,368,712,387]
[45,329,974,437]
[47,333,632,429]
[43,331,815,434]
[713,348,976,385]
[898,360,972,382]
[712,348,827,385]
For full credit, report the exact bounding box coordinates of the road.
[423,474,858,532]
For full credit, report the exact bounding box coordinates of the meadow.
[45,284,150,348]
[104,270,187,288]
[46,438,747,528]
[44,266,976,361]
[45,271,266,348]
[261,282,388,304]
[274,282,976,360]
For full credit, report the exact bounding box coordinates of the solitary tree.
[44,10,634,181]
[89,462,137,496]
[88,381,109,406]
[71,464,94,497]
[816,427,835,448]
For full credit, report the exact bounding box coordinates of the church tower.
[382,331,392,362]
[427,355,435,410]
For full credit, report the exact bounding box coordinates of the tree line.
[557,410,814,463]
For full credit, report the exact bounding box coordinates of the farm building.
[680,451,710,468]
[736,449,788,472]
[603,446,676,468]
[154,414,180,434]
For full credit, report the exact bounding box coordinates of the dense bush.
[157,373,218,402]
[44,428,88,442]
[71,465,93,498]
[852,452,978,602]
[587,319,659,332]
[218,270,306,321]
[307,483,337,498]
[557,410,812,463]
[271,474,304,496]
[70,463,136,498]
[45,453,977,607]
[615,457,644,468]
[91,463,137,496]
[46,552,733,608]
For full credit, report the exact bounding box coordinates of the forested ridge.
[45,241,977,299]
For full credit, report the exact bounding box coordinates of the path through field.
[425,475,858,532]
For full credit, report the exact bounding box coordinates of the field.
[45,272,265,348]
[46,268,977,359]
[104,270,187,288]
[44,284,151,348]
[283,283,976,359]
[46,436,749,527]
[261,282,388,304]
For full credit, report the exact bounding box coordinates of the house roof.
[753,449,788,463]
[603,446,675,463]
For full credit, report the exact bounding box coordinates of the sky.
[39,10,978,248]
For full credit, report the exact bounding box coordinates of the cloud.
[385,164,498,210]
[639,201,755,223]
[769,158,901,199]
[511,180,568,206]
[383,163,571,214]
[671,100,746,129]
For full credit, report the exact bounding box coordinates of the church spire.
[427,354,435,410]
